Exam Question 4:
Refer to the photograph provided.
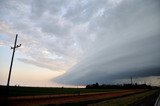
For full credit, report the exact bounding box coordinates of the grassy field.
[49,89,158,106]
[0,85,159,106]
[88,89,159,106]
[0,85,121,96]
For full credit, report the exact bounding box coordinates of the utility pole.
[131,76,133,85]
[7,34,21,88]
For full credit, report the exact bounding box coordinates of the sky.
[0,0,160,87]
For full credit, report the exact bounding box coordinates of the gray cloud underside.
[54,0,160,85]
[0,0,160,85]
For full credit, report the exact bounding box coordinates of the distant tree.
[86,83,153,89]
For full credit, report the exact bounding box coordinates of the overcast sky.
[0,0,160,87]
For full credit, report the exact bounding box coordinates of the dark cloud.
[54,67,160,85]
[0,0,160,85]
[54,0,160,85]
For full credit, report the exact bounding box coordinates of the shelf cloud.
[54,0,160,85]
[0,0,160,85]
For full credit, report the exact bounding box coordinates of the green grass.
[88,89,159,106]
[44,90,159,106]
[0,85,121,97]
[1,85,158,106]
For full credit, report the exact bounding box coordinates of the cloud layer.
[54,0,160,84]
[0,0,160,85]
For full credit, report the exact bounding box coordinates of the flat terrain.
[0,86,121,96]
[0,86,159,106]
[89,89,159,106]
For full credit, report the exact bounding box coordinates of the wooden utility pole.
[7,34,21,88]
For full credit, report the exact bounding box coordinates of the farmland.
[0,85,159,106]
[88,89,159,106]
[0,85,121,96]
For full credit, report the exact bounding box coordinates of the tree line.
[86,83,153,89]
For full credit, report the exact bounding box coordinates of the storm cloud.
[0,0,160,85]
[54,0,160,85]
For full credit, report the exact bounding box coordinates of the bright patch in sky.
[0,0,160,87]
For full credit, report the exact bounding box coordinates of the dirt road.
[1,89,144,106]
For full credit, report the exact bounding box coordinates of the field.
[0,86,121,96]
[0,86,159,106]
[88,90,159,106]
